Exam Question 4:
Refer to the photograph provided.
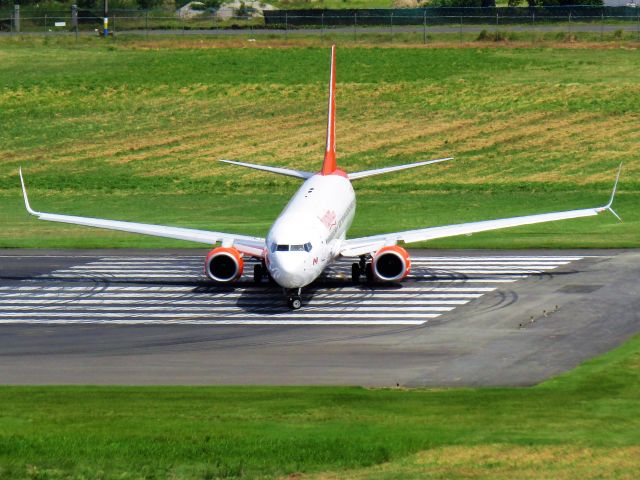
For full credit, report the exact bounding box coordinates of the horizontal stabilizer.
[348,157,452,181]
[220,160,314,180]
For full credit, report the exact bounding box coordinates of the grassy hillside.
[0,36,638,248]
[0,333,638,479]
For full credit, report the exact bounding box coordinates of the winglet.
[19,167,38,216]
[598,163,622,222]
[321,45,338,176]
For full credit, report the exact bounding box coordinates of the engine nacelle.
[372,246,411,282]
[204,247,244,283]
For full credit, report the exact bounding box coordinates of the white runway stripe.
[0,319,428,325]
[68,262,572,269]
[0,299,471,305]
[0,306,454,312]
[51,268,562,275]
[0,293,484,301]
[0,312,440,319]
[71,260,572,268]
[0,286,497,293]
[88,256,585,262]
[49,273,201,278]
[43,274,521,284]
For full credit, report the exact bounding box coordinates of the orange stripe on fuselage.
[321,45,340,176]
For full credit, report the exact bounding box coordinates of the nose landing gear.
[286,288,303,310]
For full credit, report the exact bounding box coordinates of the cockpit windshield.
[270,242,313,253]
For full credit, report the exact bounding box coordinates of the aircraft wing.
[340,166,622,257]
[19,169,266,257]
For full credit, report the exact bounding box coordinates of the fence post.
[423,10,426,44]
[321,12,324,40]
[601,12,603,41]
[637,8,639,41]
[145,10,148,38]
[390,11,393,39]
[568,11,571,38]
[72,4,78,40]
[496,11,498,26]
[285,11,288,37]
[354,11,357,42]
[459,16,462,43]
[44,14,47,34]
[13,4,20,33]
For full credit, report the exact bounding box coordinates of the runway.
[0,249,638,386]
[0,252,585,325]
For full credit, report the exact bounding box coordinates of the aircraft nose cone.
[268,254,307,288]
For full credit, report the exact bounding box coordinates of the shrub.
[477,29,506,41]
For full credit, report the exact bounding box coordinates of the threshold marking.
[0,255,582,326]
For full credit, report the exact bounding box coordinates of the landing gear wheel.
[288,295,302,310]
[351,263,360,283]
[365,262,374,283]
[253,264,263,284]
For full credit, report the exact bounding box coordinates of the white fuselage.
[265,173,356,289]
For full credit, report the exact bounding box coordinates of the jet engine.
[204,247,244,283]
[372,246,411,282]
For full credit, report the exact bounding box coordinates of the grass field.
[1,35,638,249]
[0,333,638,479]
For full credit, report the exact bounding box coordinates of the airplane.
[19,45,621,310]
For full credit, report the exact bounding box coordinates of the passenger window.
[304,242,312,252]
[290,245,305,251]
[270,243,277,253]
[276,244,289,251]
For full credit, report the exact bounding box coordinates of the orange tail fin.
[321,45,338,176]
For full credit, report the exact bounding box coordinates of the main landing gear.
[254,262,275,284]
[253,263,264,283]
[351,255,373,283]
[286,288,303,310]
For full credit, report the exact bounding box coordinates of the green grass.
[0,333,639,479]
[0,36,638,249]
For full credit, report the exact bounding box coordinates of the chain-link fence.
[1,6,639,41]
[0,9,263,35]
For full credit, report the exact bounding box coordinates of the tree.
[137,0,166,8]
[430,0,484,7]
